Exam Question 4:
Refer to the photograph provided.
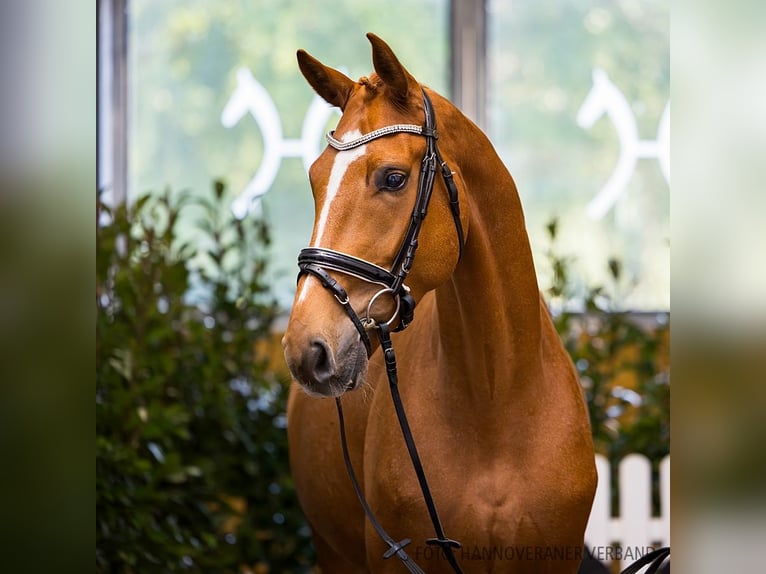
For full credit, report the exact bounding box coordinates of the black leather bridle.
[298,89,464,354]
[295,88,671,574]
[296,89,466,573]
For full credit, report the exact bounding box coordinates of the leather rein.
[297,89,466,573]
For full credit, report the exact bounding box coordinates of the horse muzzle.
[283,329,369,398]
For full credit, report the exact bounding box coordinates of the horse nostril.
[304,338,335,384]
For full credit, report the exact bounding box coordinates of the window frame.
[97,0,129,206]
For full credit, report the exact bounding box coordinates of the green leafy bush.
[544,218,670,512]
[96,183,313,573]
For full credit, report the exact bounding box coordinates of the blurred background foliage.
[544,216,670,515]
[96,186,669,571]
[96,183,313,572]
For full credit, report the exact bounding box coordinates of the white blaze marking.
[313,129,366,245]
[296,130,365,306]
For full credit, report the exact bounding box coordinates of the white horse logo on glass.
[221,67,339,218]
[577,68,670,219]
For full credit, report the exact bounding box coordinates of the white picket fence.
[584,454,670,569]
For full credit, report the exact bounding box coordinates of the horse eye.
[383,172,407,191]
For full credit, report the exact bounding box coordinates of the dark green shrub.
[544,217,670,512]
[96,183,313,573]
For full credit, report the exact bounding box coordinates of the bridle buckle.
[334,292,350,305]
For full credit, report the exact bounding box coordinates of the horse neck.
[431,103,547,404]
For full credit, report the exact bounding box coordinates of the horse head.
[282,33,469,397]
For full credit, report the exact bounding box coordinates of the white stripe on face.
[296,130,366,306]
[312,130,366,246]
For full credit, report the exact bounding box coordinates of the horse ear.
[297,49,355,110]
[367,33,414,103]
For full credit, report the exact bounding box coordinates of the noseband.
[297,89,465,354]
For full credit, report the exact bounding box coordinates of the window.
[100,0,669,311]
[488,0,669,310]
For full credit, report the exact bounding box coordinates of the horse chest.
[360,367,591,550]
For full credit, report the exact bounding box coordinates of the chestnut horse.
[283,34,596,573]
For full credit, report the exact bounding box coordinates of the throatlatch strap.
[377,324,465,574]
[335,398,425,574]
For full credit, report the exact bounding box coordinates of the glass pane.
[129,0,449,309]
[488,0,669,310]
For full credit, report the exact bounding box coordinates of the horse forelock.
[351,72,423,115]
[357,75,381,91]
